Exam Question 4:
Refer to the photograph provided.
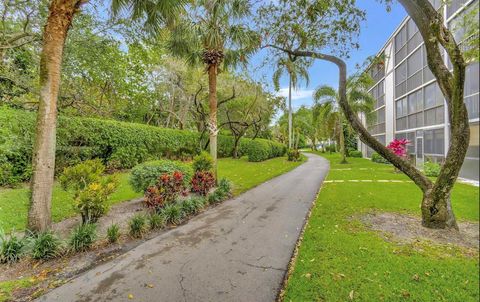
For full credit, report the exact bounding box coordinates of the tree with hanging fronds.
[165,0,260,180]
[313,74,376,164]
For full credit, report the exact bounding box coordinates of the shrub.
[193,151,213,172]
[325,144,336,153]
[191,196,207,209]
[424,161,441,177]
[59,159,105,192]
[129,160,193,193]
[387,139,409,159]
[217,178,232,196]
[207,179,232,205]
[74,176,118,224]
[0,108,286,186]
[287,149,301,161]
[348,150,363,158]
[244,140,271,162]
[191,171,215,196]
[27,231,63,260]
[107,224,120,243]
[371,152,390,164]
[69,224,97,252]
[161,203,183,225]
[148,213,166,230]
[0,230,24,263]
[143,171,186,211]
[129,215,147,238]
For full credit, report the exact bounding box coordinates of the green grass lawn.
[283,152,479,302]
[0,156,304,233]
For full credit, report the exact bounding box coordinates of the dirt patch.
[362,212,479,249]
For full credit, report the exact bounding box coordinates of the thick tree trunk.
[288,76,292,149]
[28,0,83,232]
[208,64,218,181]
[267,0,468,229]
[338,117,347,164]
[232,136,241,159]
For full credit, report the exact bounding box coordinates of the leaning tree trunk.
[267,0,468,229]
[207,63,218,181]
[28,0,84,232]
[338,117,347,164]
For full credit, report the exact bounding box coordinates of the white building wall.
[384,40,395,144]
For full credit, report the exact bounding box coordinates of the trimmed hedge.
[0,107,286,186]
[129,160,193,193]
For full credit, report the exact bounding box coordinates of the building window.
[447,0,468,18]
[407,48,423,91]
[395,62,407,97]
[424,128,445,155]
[395,25,408,64]
[464,62,480,119]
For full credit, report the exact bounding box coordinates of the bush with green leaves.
[193,151,213,172]
[148,213,166,230]
[0,107,286,186]
[60,160,118,224]
[129,160,193,193]
[207,178,232,205]
[424,161,441,177]
[287,149,301,161]
[0,230,24,263]
[161,203,183,225]
[69,223,97,252]
[371,152,390,164]
[26,231,63,260]
[129,214,147,238]
[106,224,120,243]
[348,150,363,158]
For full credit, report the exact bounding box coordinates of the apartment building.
[359,0,479,181]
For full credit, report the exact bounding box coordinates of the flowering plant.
[387,139,409,159]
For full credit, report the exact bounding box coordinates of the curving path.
[38,153,329,302]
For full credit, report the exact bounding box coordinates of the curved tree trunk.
[266,0,467,229]
[338,116,347,164]
[28,0,84,232]
[208,63,218,181]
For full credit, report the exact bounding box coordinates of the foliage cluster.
[424,161,441,177]
[347,150,363,158]
[371,152,390,164]
[287,149,301,162]
[0,107,285,186]
[60,160,118,224]
[144,171,186,211]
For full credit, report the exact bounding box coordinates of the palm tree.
[28,0,185,232]
[28,0,87,232]
[313,74,375,164]
[272,56,310,149]
[166,0,259,179]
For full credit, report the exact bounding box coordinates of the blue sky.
[250,1,407,111]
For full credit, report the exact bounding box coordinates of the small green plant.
[27,231,63,260]
[424,161,441,177]
[129,214,147,238]
[191,196,207,209]
[106,224,120,244]
[59,159,105,192]
[69,223,97,252]
[181,198,199,216]
[287,149,301,161]
[218,178,232,196]
[371,152,390,164]
[348,150,363,158]
[207,178,232,204]
[148,213,166,230]
[0,230,24,263]
[193,151,214,172]
[161,203,183,225]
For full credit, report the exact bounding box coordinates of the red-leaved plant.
[387,138,409,159]
[191,171,215,196]
[144,171,186,211]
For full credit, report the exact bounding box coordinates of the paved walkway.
[38,153,329,302]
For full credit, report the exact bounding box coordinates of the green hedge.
[129,160,193,192]
[0,107,286,186]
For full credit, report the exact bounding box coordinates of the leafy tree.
[313,74,375,163]
[166,0,260,179]
[262,0,478,229]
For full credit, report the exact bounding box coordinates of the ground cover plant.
[282,152,479,301]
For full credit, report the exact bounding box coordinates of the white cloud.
[276,88,314,100]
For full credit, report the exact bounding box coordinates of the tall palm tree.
[313,74,375,164]
[272,56,310,149]
[166,0,259,179]
[28,0,184,232]
[28,0,87,232]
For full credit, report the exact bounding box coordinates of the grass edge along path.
[282,151,479,302]
[0,156,305,233]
